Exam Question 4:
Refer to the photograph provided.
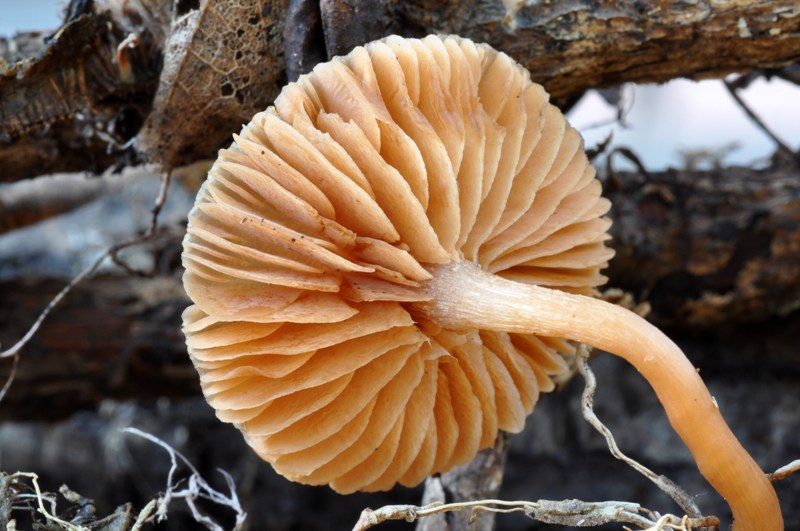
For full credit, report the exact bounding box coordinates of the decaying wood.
[606,159,800,327]
[1,0,798,178]
[0,276,197,422]
[0,5,163,181]
[399,0,800,101]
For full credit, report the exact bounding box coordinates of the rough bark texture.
[398,0,800,101]
[2,0,799,178]
[605,158,800,327]
[0,276,197,421]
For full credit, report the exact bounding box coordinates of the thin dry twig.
[604,145,650,191]
[123,427,247,531]
[352,498,717,531]
[130,499,158,531]
[723,78,799,164]
[0,351,20,403]
[769,459,800,482]
[6,472,90,531]
[0,170,174,400]
[110,169,173,276]
[575,344,704,520]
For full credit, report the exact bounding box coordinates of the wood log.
[606,158,800,327]
[0,276,197,422]
[2,0,798,179]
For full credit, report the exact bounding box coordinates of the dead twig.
[605,145,650,191]
[0,170,174,400]
[769,459,800,482]
[352,498,717,531]
[575,344,705,520]
[723,78,799,165]
[130,499,158,531]
[5,472,90,531]
[0,351,20,403]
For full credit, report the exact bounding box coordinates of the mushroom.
[180,35,782,529]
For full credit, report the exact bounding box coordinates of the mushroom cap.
[181,34,613,493]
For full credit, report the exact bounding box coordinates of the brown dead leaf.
[137,0,290,168]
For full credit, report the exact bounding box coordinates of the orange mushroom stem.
[411,260,781,531]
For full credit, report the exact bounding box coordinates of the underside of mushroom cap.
[181,34,613,494]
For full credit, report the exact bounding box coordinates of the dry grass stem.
[5,472,90,531]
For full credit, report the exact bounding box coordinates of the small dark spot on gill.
[292,238,296,242]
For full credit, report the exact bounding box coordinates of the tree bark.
[2,0,798,179]
[605,158,800,328]
[0,276,197,422]
[396,0,800,101]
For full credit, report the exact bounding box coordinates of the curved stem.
[410,261,782,531]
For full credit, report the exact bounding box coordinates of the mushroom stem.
[410,260,782,531]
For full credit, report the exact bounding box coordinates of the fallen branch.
[3,1,799,176]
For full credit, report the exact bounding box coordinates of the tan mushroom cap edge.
[181,34,612,494]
